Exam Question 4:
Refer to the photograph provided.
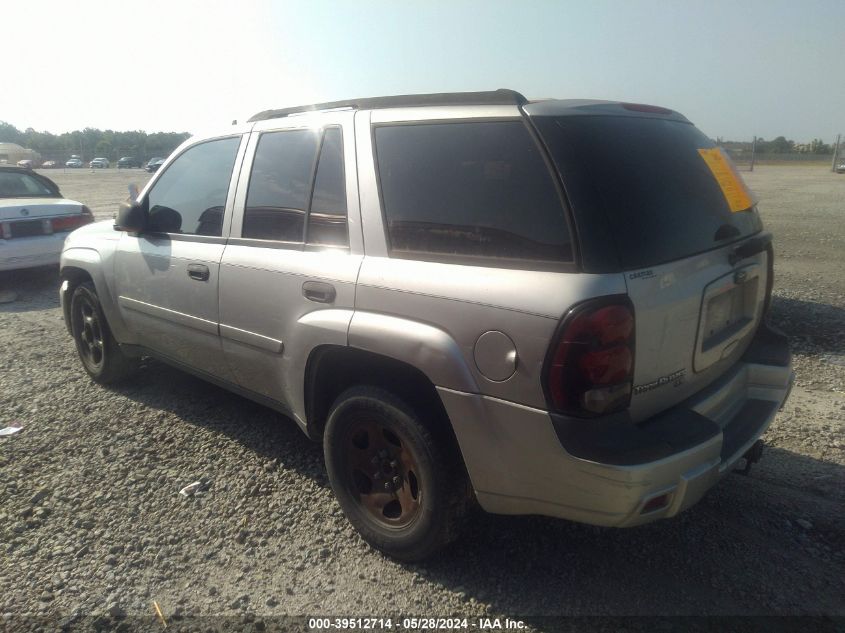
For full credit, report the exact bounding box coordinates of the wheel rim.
[77,295,105,369]
[344,417,422,528]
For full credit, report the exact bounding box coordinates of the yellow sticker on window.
[698,148,755,212]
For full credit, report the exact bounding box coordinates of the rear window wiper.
[713,223,741,241]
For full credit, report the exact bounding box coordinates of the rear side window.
[145,136,240,236]
[308,127,348,246]
[243,129,319,242]
[374,121,572,265]
[243,127,348,246]
[534,116,763,270]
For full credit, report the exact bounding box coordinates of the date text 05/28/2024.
[308,618,526,630]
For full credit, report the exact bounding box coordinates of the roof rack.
[248,89,527,122]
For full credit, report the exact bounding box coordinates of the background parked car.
[145,157,165,172]
[117,156,141,169]
[89,158,110,169]
[0,166,93,271]
[41,161,58,169]
[65,158,84,168]
[836,162,845,174]
[16,160,35,170]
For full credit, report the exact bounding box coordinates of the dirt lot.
[0,165,843,630]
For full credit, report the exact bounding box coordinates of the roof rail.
[248,89,527,123]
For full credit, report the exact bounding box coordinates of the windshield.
[0,171,59,198]
[534,115,763,270]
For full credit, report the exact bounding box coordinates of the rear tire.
[70,282,136,384]
[324,386,469,562]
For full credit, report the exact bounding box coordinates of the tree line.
[0,121,191,161]
[2,120,834,161]
[717,135,834,154]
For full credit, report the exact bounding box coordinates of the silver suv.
[60,90,793,561]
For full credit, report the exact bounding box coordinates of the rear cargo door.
[532,111,769,421]
[623,244,767,421]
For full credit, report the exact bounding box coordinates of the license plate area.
[702,283,756,350]
[694,264,762,372]
[9,219,48,238]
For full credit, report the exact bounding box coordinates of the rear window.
[0,171,58,198]
[375,121,573,265]
[534,116,762,270]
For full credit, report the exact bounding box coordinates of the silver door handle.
[302,281,336,303]
[187,263,210,281]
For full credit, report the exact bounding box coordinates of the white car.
[89,157,110,169]
[836,163,845,174]
[0,166,93,271]
[66,158,84,168]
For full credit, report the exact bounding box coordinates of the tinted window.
[534,116,763,270]
[243,129,320,242]
[308,127,347,246]
[0,171,58,198]
[146,137,240,236]
[375,121,571,263]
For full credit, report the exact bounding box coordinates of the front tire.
[324,386,469,561]
[70,282,136,384]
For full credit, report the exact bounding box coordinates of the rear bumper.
[440,324,793,527]
[0,234,65,271]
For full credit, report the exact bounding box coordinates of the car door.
[114,133,248,381]
[218,112,362,420]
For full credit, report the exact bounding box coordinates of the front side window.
[243,126,348,246]
[374,121,572,264]
[145,136,241,236]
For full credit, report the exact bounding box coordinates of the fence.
[37,149,178,163]
[717,138,840,171]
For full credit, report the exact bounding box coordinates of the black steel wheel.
[70,282,136,383]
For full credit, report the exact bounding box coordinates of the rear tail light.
[51,206,94,232]
[544,297,635,417]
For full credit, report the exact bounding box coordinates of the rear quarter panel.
[354,257,626,408]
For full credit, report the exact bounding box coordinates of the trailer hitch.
[734,439,765,476]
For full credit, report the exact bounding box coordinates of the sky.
[3,0,843,142]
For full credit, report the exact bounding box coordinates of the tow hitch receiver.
[734,439,765,476]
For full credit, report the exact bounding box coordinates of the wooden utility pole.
[832,134,841,172]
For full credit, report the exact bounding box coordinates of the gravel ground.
[0,166,843,631]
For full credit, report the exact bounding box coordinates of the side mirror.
[115,200,147,232]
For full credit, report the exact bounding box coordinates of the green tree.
[0,121,24,144]
[809,138,832,154]
[768,136,794,154]
[95,140,112,158]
